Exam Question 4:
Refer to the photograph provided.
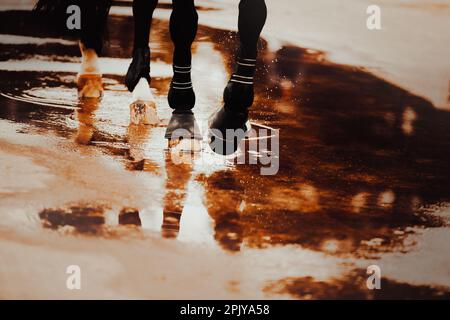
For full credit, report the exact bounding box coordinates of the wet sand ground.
[0,5,449,299]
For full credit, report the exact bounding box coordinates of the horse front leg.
[168,0,198,111]
[126,0,160,125]
[209,0,267,155]
[165,0,201,147]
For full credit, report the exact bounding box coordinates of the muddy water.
[0,7,449,299]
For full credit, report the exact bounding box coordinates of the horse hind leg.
[77,0,112,99]
[34,0,106,98]
[77,42,103,99]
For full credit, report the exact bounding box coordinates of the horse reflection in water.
[160,149,245,252]
[74,99,98,145]
[161,152,192,238]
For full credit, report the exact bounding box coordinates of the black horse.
[34,0,267,154]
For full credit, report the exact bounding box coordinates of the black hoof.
[125,47,150,92]
[208,107,250,155]
[165,110,202,141]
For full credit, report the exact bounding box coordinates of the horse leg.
[126,0,159,125]
[226,0,267,109]
[77,42,103,99]
[165,0,200,146]
[77,0,111,98]
[209,0,267,155]
[168,0,198,111]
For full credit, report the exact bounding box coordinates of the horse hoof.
[129,100,159,125]
[208,107,251,155]
[77,74,103,99]
[165,110,201,137]
[129,77,159,125]
[165,110,202,151]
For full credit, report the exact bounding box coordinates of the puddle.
[0,8,449,299]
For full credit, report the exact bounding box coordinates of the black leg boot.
[209,57,256,155]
